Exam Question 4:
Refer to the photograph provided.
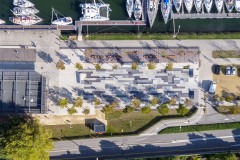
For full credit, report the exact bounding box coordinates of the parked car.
[215,65,220,75]
[231,66,236,75]
[209,81,216,94]
[226,66,231,75]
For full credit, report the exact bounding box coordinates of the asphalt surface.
[51,129,240,159]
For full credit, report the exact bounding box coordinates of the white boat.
[51,8,72,25]
[134,0,142,20]
[194,0,202,12]
[204,0,213,13]
[225,0,235,12]
[161,0,172,24]
[215,0,224,13]
[12,7,39,16]
[235,0,240,11]
[80,0,111,21]
[184,0,194,13]
[9,15,42,26]
[13,0,34,8]
[173,0,183,13]
[126,0,134,18]
[147,0,160,27]
[0,19,5,24]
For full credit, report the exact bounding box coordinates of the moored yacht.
[126,0,134,18]
[80,0,111,21]
[215,0,224,13]
[147,0,160,27]
[13,0,34,8]
[51,8,72,25]
[194,0,203,12]
[184,0,194,13]
[10,15,42,25]
[12,7,39,16]
[173,0,183,13]
[161,0,172,24]
[134,0,143,20]
[204,0,213,13]
[235,0,240,12]
[225,0,235,12]
[0,19,5,24]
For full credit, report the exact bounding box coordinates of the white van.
[209,81,216,94]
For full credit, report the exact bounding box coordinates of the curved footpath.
[140,107,205,136]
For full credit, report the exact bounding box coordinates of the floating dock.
[0,25,75,30]
[75,20,146,26]
[171,13,240,19]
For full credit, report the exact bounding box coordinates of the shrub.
[166,62,173,71]
[183,65,190,69]
[220,97,225,101]
[229,106,240,114]
[56,61,65,70]
[58,98,68,108]
[75,63,83,70]
[150,97,160,106]
[168,98,177,105]
[141,106,151,114]
[67,107,77,115]
[83,108,90,115]
[102,104,114,113]
[147,62,156,70]
[73,97,83,107]
[112,65,118,69]
[111,101,118,108]
[123,105,134,113]
[157,104,169,115]
[132,98,141,108]
[177,104,189,116]
[131,62,138,70]
[95,64,102,70]
[94,98,101,105]
[225,95,234,102]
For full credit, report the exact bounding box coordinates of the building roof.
[0,48,36,62]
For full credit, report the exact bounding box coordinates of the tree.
[141,106,151,114]
[75,62,83,70]
[168,98,177,105]
[123,105,134,113]
[207,152,237,160]
[58,98,68,108]
[95,64,102,70]
[157,104,169,115]
[0,116,53,160]
[166,62,173,71]
[177,104,189,116]
[93,98,101,106]
[73,97,83,107]
[111,101,118,108]
[56,61,65,70]
[132,98,141,108]
[150,97,160,106]
[229,106,240,114]
[68,107,77,115]
[131,62,138,70]
[147,62,156,70]
[102,104,114,113]
[83,108,90,115]
[112,65,118,69]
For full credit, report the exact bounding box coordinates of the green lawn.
[212,50,240,58]
[44,124,94,140]
[85,32,240,40]
[159,122,240,134]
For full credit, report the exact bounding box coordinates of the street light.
[173,25,181,38]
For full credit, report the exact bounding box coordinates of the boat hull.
[52,17,73,25]
[204,0,213,13]
[13,0,34,7]
[10,15,42,26]
[224,0,235,12]
[13,7,39,16]
[184,0,194,13]
[214,0,223,13]
[147,0,160,27]
[194,0,202,12]
[134,0,142,20]
[173,0,183,13]
[161,0,172,24]
[0,19,5,25]
[235,0,240,11]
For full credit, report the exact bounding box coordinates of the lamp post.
[173,25,181,38]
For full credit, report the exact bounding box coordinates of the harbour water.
[1,0,240,33]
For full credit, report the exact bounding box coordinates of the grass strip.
[212,50,240,58]
[159,122,240,134]
[84,32,240,40]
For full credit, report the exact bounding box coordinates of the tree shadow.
[37,51,53,63]
[55,52,72,64]
[48,86,73,105]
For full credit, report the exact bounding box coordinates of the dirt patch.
[213,72,240,96]
[212,50,240,58]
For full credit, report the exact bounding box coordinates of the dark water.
[1,0,240,33]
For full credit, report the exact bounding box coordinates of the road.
[51,129,240,159]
